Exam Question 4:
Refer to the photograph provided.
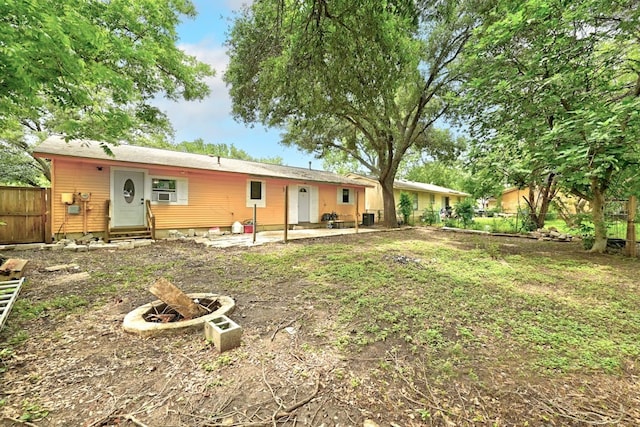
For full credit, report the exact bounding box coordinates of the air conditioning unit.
[153,191,177,202]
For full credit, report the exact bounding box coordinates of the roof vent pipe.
[217,156,220,165]
[309,161,311,170]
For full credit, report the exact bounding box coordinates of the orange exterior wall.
[50,159,111,236]
[49,156,365,236]
[500,188,528,214]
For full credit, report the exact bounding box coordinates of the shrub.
[398,193,413,225]
[421,206,438,225]
[454,199,475,229]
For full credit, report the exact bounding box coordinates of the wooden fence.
[0,187,51,244]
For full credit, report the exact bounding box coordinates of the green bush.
[421,207,438,225]
[454,199,475,229]
[398,193,413,225]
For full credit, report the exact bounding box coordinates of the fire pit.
[123,293,235,337]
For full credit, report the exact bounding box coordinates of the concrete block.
[13,243,46,251]
[117,241,135,250]
[204,315,242,352]
[133,240,152,248]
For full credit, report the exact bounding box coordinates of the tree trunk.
[590,179,608,253]
[380,175,399,228]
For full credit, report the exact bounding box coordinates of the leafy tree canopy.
[146,138,284,164]
[459,0,640,251]
[225,0,474,226]
[0,0,214,184]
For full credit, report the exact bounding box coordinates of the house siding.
[48,156,364,237]
[347,174,467,219]
[501,189,528,214]
[51,159,111,235]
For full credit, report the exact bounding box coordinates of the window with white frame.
[247,179,266,207]
[338,187,353,205]
[150,177,188,205]
[412,193,418,210]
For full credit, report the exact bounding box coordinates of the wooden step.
[108,227,152,242]
[109,234,152,242]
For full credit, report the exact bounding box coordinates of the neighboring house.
[346,174,469,221]
[496,187,529,214]
[491,187,585,215]
[34,137,368,241]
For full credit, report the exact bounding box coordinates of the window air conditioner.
[157,192,171,201]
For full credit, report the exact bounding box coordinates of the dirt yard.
[1,228,638,426]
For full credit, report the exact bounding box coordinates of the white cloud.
[150,14,316,167]
[152,40,234,143]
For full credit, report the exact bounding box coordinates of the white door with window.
[298,187,310,222]
[113,170,145,227]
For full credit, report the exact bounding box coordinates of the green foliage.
[398,192,413,224]
[13,295,88,321]
[19,400,49,422]
[459,0,640,251]
[152,138,284,164]
[225,0,473,226]
[421,206,439,225]
[0,0,214,184]
[454,198,475,228]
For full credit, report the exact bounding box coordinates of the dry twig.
[270,314,306,342]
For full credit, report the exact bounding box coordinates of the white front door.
[113,170,145,227]
[298,187,310,222]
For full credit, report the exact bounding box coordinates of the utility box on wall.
[67,205,81,215]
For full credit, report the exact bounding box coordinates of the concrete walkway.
[200,227,380,248]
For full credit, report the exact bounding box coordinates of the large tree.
[0,0,213,184]
[460,0,640,252]
[225,0,473,226]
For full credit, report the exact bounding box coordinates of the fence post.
[253,204,257,244]
[283,186,289,243]
[355,190,359,233]
[625,196,637,257]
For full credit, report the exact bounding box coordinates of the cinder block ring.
[122,293,235,337]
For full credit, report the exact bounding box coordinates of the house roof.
[34,136,368,187]
[347,174,469,197]
[394,180,470,197]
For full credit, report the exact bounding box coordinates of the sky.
[151,0,319,169]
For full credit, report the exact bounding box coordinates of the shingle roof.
[34,136,368,187]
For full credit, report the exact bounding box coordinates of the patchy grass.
[236,234,640,375]
[2,230,638,425]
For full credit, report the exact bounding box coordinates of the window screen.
[250,181,262,200]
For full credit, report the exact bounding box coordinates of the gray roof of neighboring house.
[394,180,470,197]
[347,174,469,197]
[34,136,368,187]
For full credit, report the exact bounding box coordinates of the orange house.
[34,137,367,241]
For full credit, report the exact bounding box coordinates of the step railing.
[105,199,111,242]
[145,199,156,240]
